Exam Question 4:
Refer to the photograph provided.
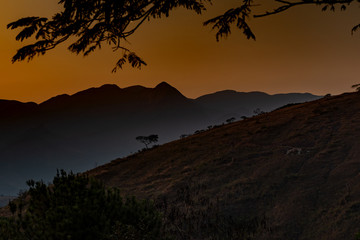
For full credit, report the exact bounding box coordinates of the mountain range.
[0,82,320,195]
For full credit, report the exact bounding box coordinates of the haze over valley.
[0,82,320,196]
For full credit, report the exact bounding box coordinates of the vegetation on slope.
[0,171,268,240]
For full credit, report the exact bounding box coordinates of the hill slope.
[89,92,360,240]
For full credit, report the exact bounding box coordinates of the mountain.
[0,82,320,195]
[0,100,37,118]
[88,92,360,240]
[196,90,320,122]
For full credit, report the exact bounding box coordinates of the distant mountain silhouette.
[0,83,320,195]
[196,90,319,122]
[0,100,37,118]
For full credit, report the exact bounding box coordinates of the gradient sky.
[1,0,359,103]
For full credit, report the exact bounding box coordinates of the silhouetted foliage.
[180,134,189,139]
[157,179,270,239]
[8,0,359,70]
[226,117,236,124]
[352,84,360,92]
[204,0,359,42]
[253,108,265,116]
[0,170,163,240]
[7,0,208,72]
[8,201,16,216]
[194,129,205,134]
[136,134,159,149]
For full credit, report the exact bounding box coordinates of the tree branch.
[254,0,354,18]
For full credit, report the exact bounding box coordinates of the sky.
[0,0,359,103]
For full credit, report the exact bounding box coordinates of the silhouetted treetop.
[7,0,208,72]
[8,0,359,71]
[204,0,359,41]
[136,134,159,149]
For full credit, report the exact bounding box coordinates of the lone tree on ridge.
[136,134,159,149]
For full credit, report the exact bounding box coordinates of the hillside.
[0,83,319,195]
[89,92,360,240]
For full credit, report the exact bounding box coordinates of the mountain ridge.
[2,82,320,105]
[0,82,320,196]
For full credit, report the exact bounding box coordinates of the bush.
[0,170,164,240]
[158,180,269,240]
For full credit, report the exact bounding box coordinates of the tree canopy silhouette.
[136,134,159,149]
[0,170,163,240]
[7,0,208,72]
[8,0,359,71]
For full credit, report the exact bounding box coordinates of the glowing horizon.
[1,0,359,103]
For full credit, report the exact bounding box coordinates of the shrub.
[226,117,236,124]
[0,170,163,240]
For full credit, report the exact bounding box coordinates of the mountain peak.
[73,84,121,97]
[154,82,182,95]
[155,82,175,90]
[97,84,121,91]
[152,82,187,102]
[99,84,121,90]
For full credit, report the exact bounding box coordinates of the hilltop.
[88,92,360,239]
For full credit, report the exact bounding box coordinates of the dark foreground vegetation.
[0,171,268,240]
[0,171,163,240]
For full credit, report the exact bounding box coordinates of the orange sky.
[1,0,359,103]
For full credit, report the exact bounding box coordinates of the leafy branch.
[7,0,209,72]
[204,0,359,41]
[7,0,360,71]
